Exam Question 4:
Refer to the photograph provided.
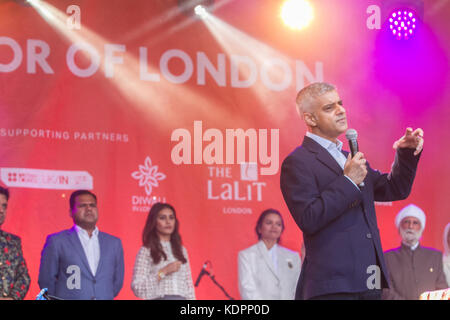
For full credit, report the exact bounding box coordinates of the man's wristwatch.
[158,271,166,280]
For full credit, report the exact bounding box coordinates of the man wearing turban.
[382,204,449,299]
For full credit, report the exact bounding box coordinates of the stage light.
[194,5,208,19]
[25,0,228,130]
[382,0,423,40]
[280,0,314,30]
[178,0,214,17]
[388,9,418,40]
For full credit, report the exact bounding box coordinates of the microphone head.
[345,129,358,140]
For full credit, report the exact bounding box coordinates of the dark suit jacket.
[0,230,30,300]
[38,226,124,300]
[382,244,449,299]
[280,136,420,299]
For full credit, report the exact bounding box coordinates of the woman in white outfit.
[443,223,450,287]
[238,209,302,300]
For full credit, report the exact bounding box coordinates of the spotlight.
[382,0,423,40]
[389,9,418,40]
[194,5,208,18]
[178,0,214,17]
[280,0,314,30]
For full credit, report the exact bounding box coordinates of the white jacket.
[238,240,301,300]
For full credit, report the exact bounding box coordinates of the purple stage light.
[388,9,418,40]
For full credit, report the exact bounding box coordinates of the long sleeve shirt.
[382,243,449,300]
[0,230,30,300]
[74,225,100,276]
[131,242,195,300]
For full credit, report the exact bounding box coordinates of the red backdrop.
[0,0,449,299]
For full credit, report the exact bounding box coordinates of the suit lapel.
[302,136,343,175]
[305,137,369,190]
[96,232,105,276]
[257,241,279,281]
[276,246,289,275]
[67,226,94,278]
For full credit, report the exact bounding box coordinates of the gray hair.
[295,82,336,118]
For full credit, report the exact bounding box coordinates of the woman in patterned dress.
[131,202,195,300]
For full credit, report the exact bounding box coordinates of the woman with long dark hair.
[131,202,195,300]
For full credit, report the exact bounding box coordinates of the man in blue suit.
[280,82,424,300]
[38,190,124,300]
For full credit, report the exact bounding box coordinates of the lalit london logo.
[130,156,166,212]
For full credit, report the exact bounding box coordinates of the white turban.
[395,204,426,231]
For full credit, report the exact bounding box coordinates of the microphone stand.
[203,270,234,300]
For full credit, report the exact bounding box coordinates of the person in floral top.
[0,186,30,300]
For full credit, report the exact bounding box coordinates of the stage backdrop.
[0,0,449,299]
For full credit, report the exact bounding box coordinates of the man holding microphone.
[280,82,423,300]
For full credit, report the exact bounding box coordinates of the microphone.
[345,129,364,188]
[194,262,209,287]
[35,288,63,300]
[36,288,49,300]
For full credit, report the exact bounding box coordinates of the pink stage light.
[389,9,418,40]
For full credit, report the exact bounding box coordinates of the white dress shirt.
[267,243,279,274]
[410,241,420,251]
[74,224,100,276]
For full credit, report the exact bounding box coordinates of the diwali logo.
[131,156,166,196]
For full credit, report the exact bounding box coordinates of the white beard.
[400,228,423,247]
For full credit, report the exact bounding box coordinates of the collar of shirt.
[74,224,99,239]
[74,224,100,276]
[306,131,343,152]
[267,243,278,255]
[407,241,420,251]
[262,241,278,272]
[306,131,360,190]
[401,241,420,252]
[160,239,171,248]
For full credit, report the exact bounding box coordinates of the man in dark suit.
[280,82,424,300]
[38,190,124,300]
[0,186,30,300]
